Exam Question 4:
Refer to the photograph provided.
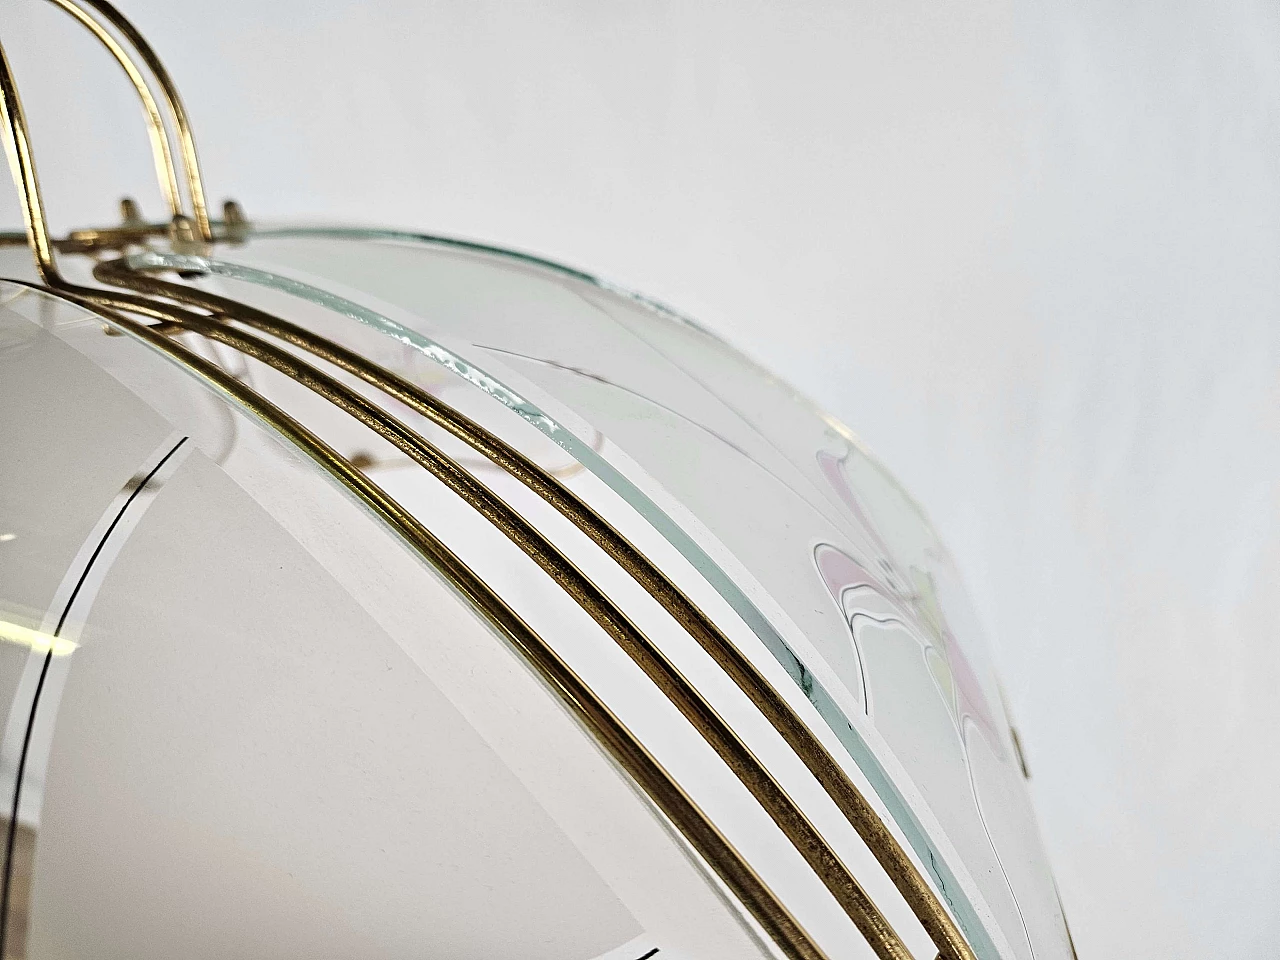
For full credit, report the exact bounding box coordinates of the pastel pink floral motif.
[817,450,897,573]
[814,450,1003,755]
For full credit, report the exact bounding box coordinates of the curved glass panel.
[187,228,1073,960]
[0,282,797,960]
[118,248,1003,957]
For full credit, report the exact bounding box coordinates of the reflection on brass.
[57,295,832,960]
[96,260,978,960]
[0,35,58,279]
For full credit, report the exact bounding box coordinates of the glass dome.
[0,228,1072,960]
[0,4,1074,959]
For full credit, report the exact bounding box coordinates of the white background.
[3,1,1278,956]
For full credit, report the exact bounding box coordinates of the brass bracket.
[0,0,249,276]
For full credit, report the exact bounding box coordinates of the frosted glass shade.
[0,229,1071,960]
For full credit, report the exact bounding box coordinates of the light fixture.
[0,4,1075,960]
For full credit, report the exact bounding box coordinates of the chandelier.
[0,4,1075,960]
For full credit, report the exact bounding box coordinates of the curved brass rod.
[94,259,977,960]
[6,283,826,960]
[6,23,940,957]
[101,287,912,960]
[41,0,183,220]
[0,22,208,284]
[0,34,57,280]
[0,23,179,280]
[82,0,213,241]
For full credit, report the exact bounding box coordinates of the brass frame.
[2,0,214,246]
[1,21,849,960]
[0,6,1007,960]
[93,266,915,959]
[81,0,213,241]
[96,257,979,960]
[15,285,830,960]
[43,0,182,221]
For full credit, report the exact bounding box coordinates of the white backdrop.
[3,0,1278,957]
